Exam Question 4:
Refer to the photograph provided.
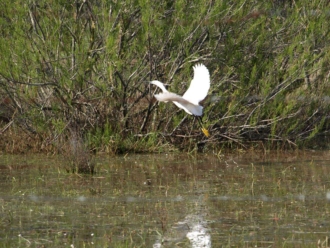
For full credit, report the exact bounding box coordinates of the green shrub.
[1,0,330,152]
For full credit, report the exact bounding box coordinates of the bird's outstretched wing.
[182,64,210,105]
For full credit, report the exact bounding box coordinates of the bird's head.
[150,80,169,93]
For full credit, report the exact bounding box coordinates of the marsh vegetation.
[1,0,330,153]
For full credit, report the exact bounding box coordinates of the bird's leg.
[196,116,210,137]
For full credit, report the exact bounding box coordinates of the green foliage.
[1,0,330,153]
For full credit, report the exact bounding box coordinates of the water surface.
[1,151,330,247]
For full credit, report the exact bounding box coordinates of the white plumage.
[150,64,210,116]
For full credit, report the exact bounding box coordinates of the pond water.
[1,151,330,247]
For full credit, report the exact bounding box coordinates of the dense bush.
[1,0,330,153]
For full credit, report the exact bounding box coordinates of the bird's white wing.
[182,64,210,105]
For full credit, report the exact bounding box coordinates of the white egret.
[150,64,210,137]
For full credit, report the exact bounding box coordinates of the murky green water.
[1,151,330,247]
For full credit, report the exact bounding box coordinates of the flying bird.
[150,64,210,137]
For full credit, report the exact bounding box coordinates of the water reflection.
[153,194,211,248]
[1,152,330,247]
[184,213,211,247]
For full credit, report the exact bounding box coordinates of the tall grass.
[1,0,330,153]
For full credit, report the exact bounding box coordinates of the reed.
[1,0,330,153]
